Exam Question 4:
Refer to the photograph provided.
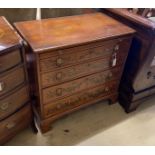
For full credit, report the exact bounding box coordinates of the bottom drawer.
[43,81,119,118]
[0,103,32,145]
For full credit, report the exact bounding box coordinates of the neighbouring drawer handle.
[56,88,63,96]
[114,44,119,51]
[104,87,109,92]
[56,72,62,80]
[0,102,9,110]
[6,122,16,129]
[56,58,63,66]
[0,82,5,92]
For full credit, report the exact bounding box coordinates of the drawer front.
[43,81,118,118]
[41,52,126,88]
[0,66,25,96]
[42,67,122,104]
[40,37,131,72]
[0,49,22,73]
[0,104,31,145]
[0,85,29,120]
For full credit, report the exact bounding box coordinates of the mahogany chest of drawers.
[0,17,32,144]
[102,9,155,112]
[14,13,135,133]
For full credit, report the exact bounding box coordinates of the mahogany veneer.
[14,13,135,133]
[0,16,32,145]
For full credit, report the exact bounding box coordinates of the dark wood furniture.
[0,16,32,145]
[14,13,135,133]
[102,9,155,112]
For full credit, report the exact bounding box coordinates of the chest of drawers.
[0,17,32,144]
[102,9,155,112]
[14,13,135,133]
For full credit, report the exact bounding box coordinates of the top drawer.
[39,37,131,72]
[0,49,22,73]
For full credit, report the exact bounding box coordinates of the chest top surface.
[14,13,135,53]
[0,16,21,52]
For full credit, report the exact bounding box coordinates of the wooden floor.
[5,95,155,146]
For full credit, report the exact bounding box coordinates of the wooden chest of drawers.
[102,9,155,112]
[14,13,135,133]
[0,17,32,144]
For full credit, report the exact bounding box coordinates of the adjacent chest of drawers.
[103,9,155,112]
[15,13,135,133]
[0,17,32,144]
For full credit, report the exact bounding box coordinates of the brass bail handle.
[56,72,62,80]
[56,58,63,66]
[56,88,63,96]
[0,82,5,92]
[6,122,16,129]
[0,102,9,110]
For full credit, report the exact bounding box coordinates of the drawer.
[0,66,25,96]
[0,85,29,120]
[43,81,118,118]
[39,37,131,72]
[0,49,22,73]
[42,67,122,104]
[41,52,126,88]
[0,103,31,145]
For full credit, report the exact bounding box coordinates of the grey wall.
[0,8,96,24]
[0,8,36,24]
[41,8,85,19]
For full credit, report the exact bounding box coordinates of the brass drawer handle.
[56,104,61,109]
[56,88,63,96]
[6,122,16,129]
[114,44,119,51]
[56,58,63,67]
[104,87,109,92]
[0,102,9,110]
[56,72,62,80]
[0,82,5,92]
